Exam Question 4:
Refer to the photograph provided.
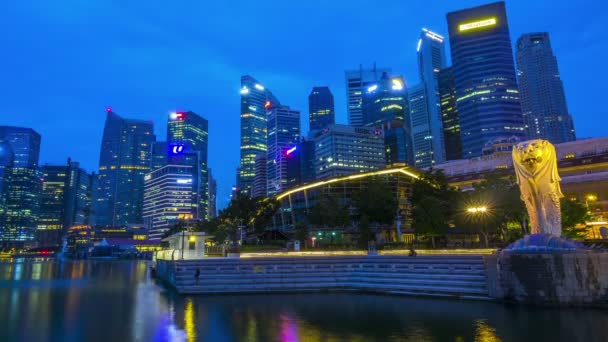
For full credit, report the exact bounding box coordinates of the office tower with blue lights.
[143,165,197,240]
[308,86,335,132]
[0,126,41,245]
[286,139,316,189]
[252,155,267,198]
[266,105,300,196]
[345,64,391,126]
[208,168,217,219]
[150,141,168,171]
[516,32,575,143]
[314,125,385,180]
[167,111,209,220]
[363,72,414,166]
[438,67,463,160]
[239,75,280,194]
[94,108,155,227]
[0,141,14,238]
[411,28,447,168]
[447,1,525,158]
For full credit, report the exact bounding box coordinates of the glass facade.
[167,111,209,221]
[438,67,463,161]
[0,141,14,230]
[0,126,42,245]
[516,32,575,143]
[143,165,197,241]
[150,141,168,171]
[266,105,300,197]
[308,86,335,132]
[94,110,155,227]
[412,28,447,167]
[345,65,391,127]
[447,1,525,158]
[238,75,280,194]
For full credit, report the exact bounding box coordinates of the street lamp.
[586,194,597,211]
[467,206,488,213]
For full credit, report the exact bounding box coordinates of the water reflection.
[0,260,606,342]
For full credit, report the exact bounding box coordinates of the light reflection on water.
[0,260,606,342]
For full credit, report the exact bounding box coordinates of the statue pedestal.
[492,248,608,305]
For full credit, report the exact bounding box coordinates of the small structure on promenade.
[161,232,213,260]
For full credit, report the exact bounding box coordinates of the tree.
[357,215,373,248]
[308,194,350,228]
[561,198,592,240]
[353,177,398,225]
[294,222,309,246]
[411,169,458,248]
[161,219,188,239]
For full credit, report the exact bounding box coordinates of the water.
[0,260,606,342]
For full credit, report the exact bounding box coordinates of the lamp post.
[467,206,489,247]
[585,194,597,211]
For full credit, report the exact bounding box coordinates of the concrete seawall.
[155,255,490,299]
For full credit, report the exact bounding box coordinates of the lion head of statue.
[512,139,550,173]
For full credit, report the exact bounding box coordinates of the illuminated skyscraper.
[0,141,14,237]
[516,32,575,143]
[252,155,267,198]
[238,75,280,194]
[266,105,300,196]
[438,67,462,160]
[0,126,41,245]
[143,165,197,241]
[447,1,525,158]
[308,86,335,132]
[150,141,168,171]
[411,28,447,168]
[167,111,209,220]
[208,168,217,219]
[94,109,155,227]
[345,64,391,126]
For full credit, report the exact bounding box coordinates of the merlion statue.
[512,139,564,236]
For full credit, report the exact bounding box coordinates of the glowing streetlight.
[467,206,488,214]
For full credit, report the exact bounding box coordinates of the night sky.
[1,0,606,210]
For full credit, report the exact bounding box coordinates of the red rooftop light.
[106,107,112,113]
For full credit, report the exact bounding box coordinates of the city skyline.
[1,0,606,209]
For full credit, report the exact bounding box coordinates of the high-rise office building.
[308,87,335,132]
[208,168,217,219]
[314,125,386,180]
[0,126,41,245]
[266,105,300,196]
[447,1,525,158]
[238,75,280,194]
[0,141,14,236]
[167,111,209,220]
[345,64,391,126]
[252,155,267,198]
[516,32,575,143]
[94,109,155,227]
[143,165,197,241]
[438,67,462,161]
[150,141,168,171]
[285,139,316,189]
[412,28,447,168]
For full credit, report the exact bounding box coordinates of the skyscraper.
[314,125,386,180]
[238,75,280,194]
[208,168,217,219]
[252,155,267,198]
[0,126,41,245]
[438,67,462,161]
[150,141,168,171]
[516,32,575,143]
[38,165,69,245]
[143,165,197,241]
[167,111,209,220]
[447,1,525,158]
[0,141,14,236]
[266,105,300,196]
[345,64,391,126]
[94,109,155,227]
[411,28,447,168]
[308,87,335,132]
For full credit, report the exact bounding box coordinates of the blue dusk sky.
[1,0,606,210]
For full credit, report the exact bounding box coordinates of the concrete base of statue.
[505,233,584,252]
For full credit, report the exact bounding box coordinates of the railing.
[155,246,226,260]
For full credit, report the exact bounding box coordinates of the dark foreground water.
[0,260,606,342]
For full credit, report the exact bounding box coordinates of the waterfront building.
[345,64,391,126]
[0,141,14,230]
[238,75,280,194]
[438,67,462,160]
[275,165,420,241]
[314,125,386,180]
[143,165,197,241]
[516,32,575,143]
[266,105,300,197]
[447,1,525,158]
[150,141,168,171]
[252,155,267,198]
[167,111,209,220]
[208,168,217,218]
[308,86,335,132]
[433,137,608,234]
[94,109,155,227]
[0,126,42,245]
[411,28,447,168]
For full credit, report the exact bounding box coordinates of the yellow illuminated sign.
[459,17,497,32]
